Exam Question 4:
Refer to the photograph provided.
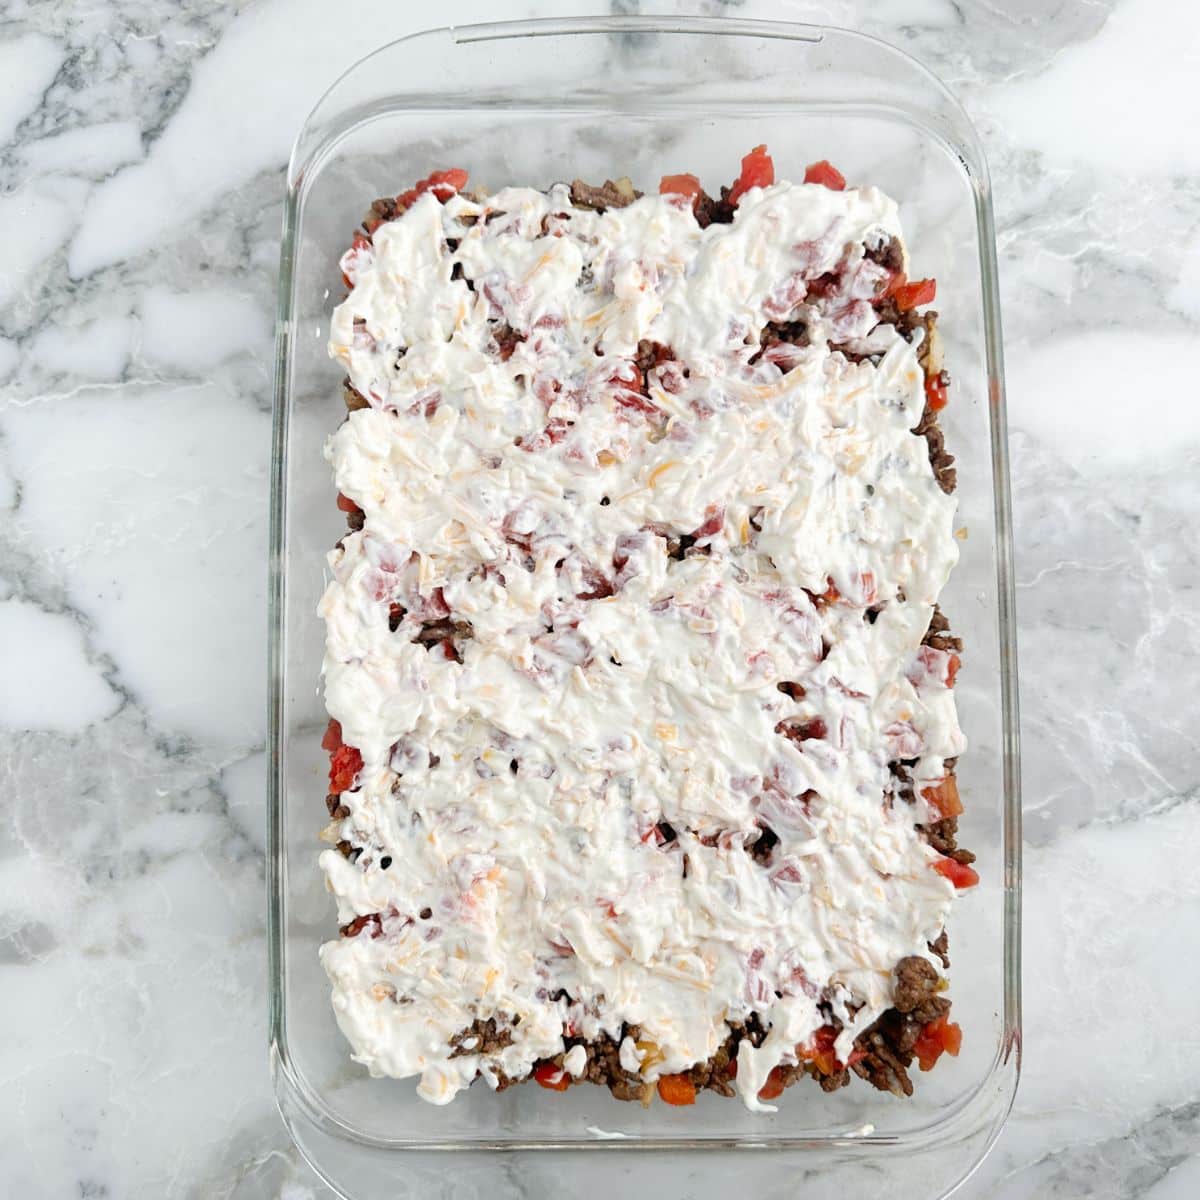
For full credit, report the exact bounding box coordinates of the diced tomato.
[329,743,363,793]
[336,492,361,514]
[809,1026,837,1052]
[395,167,469,211]
[343,232,371,287]
[613,390,663,419]
[932,857,980,890]
[803,159,845,190]
[660,173,704,209]
[891,276,936,310]
[340,912,383,939]
[321,718,343,753]
[925,370,949,412]
[921,776,964,820]
[757,1066,786,1101]
[909,644,959,690]
[533,1062,570,1091]
[810,577,841,607]
[775,716,828,744]
[728,145,775,205]
[912,1015,963,1072]
[657,1073,697,1106]
[846,1048,867,1068]
[690,504,725,541]
[799,1025,840,1075]
[813,1049,838,1075]
[942,1021,963,1057]
[609,362,644,393]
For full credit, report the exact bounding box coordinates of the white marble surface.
[2,0,1198,1196]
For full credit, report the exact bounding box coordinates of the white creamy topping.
[562,1044,588,1078]
[319,180,965,1109]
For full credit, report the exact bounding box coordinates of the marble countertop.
[2,0,1197,1196]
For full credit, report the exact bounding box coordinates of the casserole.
[268,16,1020,1198]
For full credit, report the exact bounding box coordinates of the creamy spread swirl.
[319,179,964,1109]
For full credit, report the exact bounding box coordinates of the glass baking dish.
[268,15,1020,1199]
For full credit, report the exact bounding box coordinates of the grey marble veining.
[1,0,1198,1197]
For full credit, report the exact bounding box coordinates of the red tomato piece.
[690,505,725,541]
[942,1021,963,1057]
[336,493,361,514]
[757,1066,787,1101]
[775,716,828,745]
[659,173,704,208]
[799,1025,841,1075]
[921,777,964,820]
[913,1015,963,1072]
[340,913,383,939]
[946,653,961,687]
[932,857,979,889]
[657,1073,697,1106]
[892,277,937,310]
[728,145,775,205]
[925,371,949,412]
[321,718,343,753]
[329,744,363,794]
[812,577,841,607]
[803,159,845,190]
[807,1025,838,1054]
[533,1062,570,1091]
[396,167,469,211]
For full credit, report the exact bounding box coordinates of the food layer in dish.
[318,149,974,1110]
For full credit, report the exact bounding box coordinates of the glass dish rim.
[267,10,1022,1168]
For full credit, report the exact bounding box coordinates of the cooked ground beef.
[851,1012,917,1097]
[864,235,905,274]
[928,929,950,969]
[634,338,677,379]
[450,1017,514,1058]
[750,318,810,365]
[694,187,737,229]
[920,815,976,865]
[363,195,402,233]
[923,604,963,652]
[748,824,779,865]
[889,757,919,806]
[342,377,370,412]
[565,1029,653,1102]
[465,948,956,1103]
[412,618,474,661]
[892,955,941,1015]
[492,323,525,361]
[569,177,641,212]
[914,400,957,494]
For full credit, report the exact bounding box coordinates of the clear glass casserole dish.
[268,16,1021,1199]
